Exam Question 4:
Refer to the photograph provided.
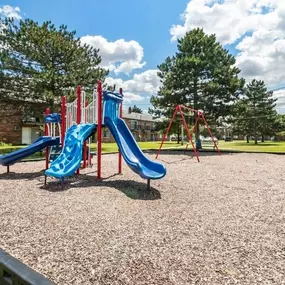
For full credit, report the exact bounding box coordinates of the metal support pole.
[76,86,81,175]
[156,106,179,159]
[181,122,184,145]
[184,112,200,153]
[61,96,66,147]
[7,166,9,173]
[83,99,88,169]
[45,108,51,170]
[118,88,123,174]
[147,179,150,191]
[179,106,200,162]
[97,82,103,179]
[201,113,221,155]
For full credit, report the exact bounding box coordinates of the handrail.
[0,248,55,285]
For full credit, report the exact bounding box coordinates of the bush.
[0,142,12,146]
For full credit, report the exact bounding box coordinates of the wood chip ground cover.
[0,153,284,284]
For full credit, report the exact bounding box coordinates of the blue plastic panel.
[44,113,61,123]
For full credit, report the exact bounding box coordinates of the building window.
[130,120,138,130]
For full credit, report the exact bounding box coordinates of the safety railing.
[0,248,55,285]
[85,88,97,124]
[66,98,77,130]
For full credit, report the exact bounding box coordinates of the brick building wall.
[0,101,49,145]
[0,103,22,144]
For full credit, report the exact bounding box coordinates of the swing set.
[156,105,221,162]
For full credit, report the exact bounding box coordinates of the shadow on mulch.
[40,173,161,201]
[0,171,43,180]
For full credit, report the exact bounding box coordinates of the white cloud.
[170,0,280,45]
[80,35,146,74]
[170,0,285,90]
[123,92,144,103]
[0,5,22,20]
[105,69,161,95]
[104,69,161,104]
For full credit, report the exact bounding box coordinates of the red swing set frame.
[156,105,221,162]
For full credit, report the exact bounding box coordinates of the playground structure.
[156,105,221,162]
[0,82,166,190]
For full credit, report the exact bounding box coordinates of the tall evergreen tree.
[150,28,244,147]
[0,17,107,112]
[233,79,277,144]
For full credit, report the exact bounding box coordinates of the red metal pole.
[155,106,178,159]
[185,111,197,151]
[97,82,103,179]
[180,105,198,113]
[201,112,221,155]
[45,108,51,170]
[191,112,200,136]
[61,96,66,147]
[76,86,81,174]
[185,111,200,152]
[118,88,123,173]
[83,100,88,168]
[76,86,81,124]
[179,106,200,162]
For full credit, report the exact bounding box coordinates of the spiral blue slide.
[45,124,96,178]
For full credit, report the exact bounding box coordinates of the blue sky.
[2,0,189,75]
[1,0,285,113]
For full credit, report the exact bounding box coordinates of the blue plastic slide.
[45,124,96,178]
[105,117,166,179]
[104,91,166,180]
[0,136,60,166]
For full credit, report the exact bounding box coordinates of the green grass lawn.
[88,141,182,153]
[89,140,285,153]
[215,140,285,153]
[1,140,285,157]
[0,142,182,156]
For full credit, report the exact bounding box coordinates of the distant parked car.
[224,136,232,142]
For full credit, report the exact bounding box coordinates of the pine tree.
[150,28,244,148]
[0,17,107,113]
[233,79,277,144]
[131,105,143,114]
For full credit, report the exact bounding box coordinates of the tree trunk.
[261,134,264,142]
[177,121,181,144]
[253,93,258,145]
[246,135,249,143]
[254,117,258,145]
[181,123,184,145]
[193,79,201,149]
